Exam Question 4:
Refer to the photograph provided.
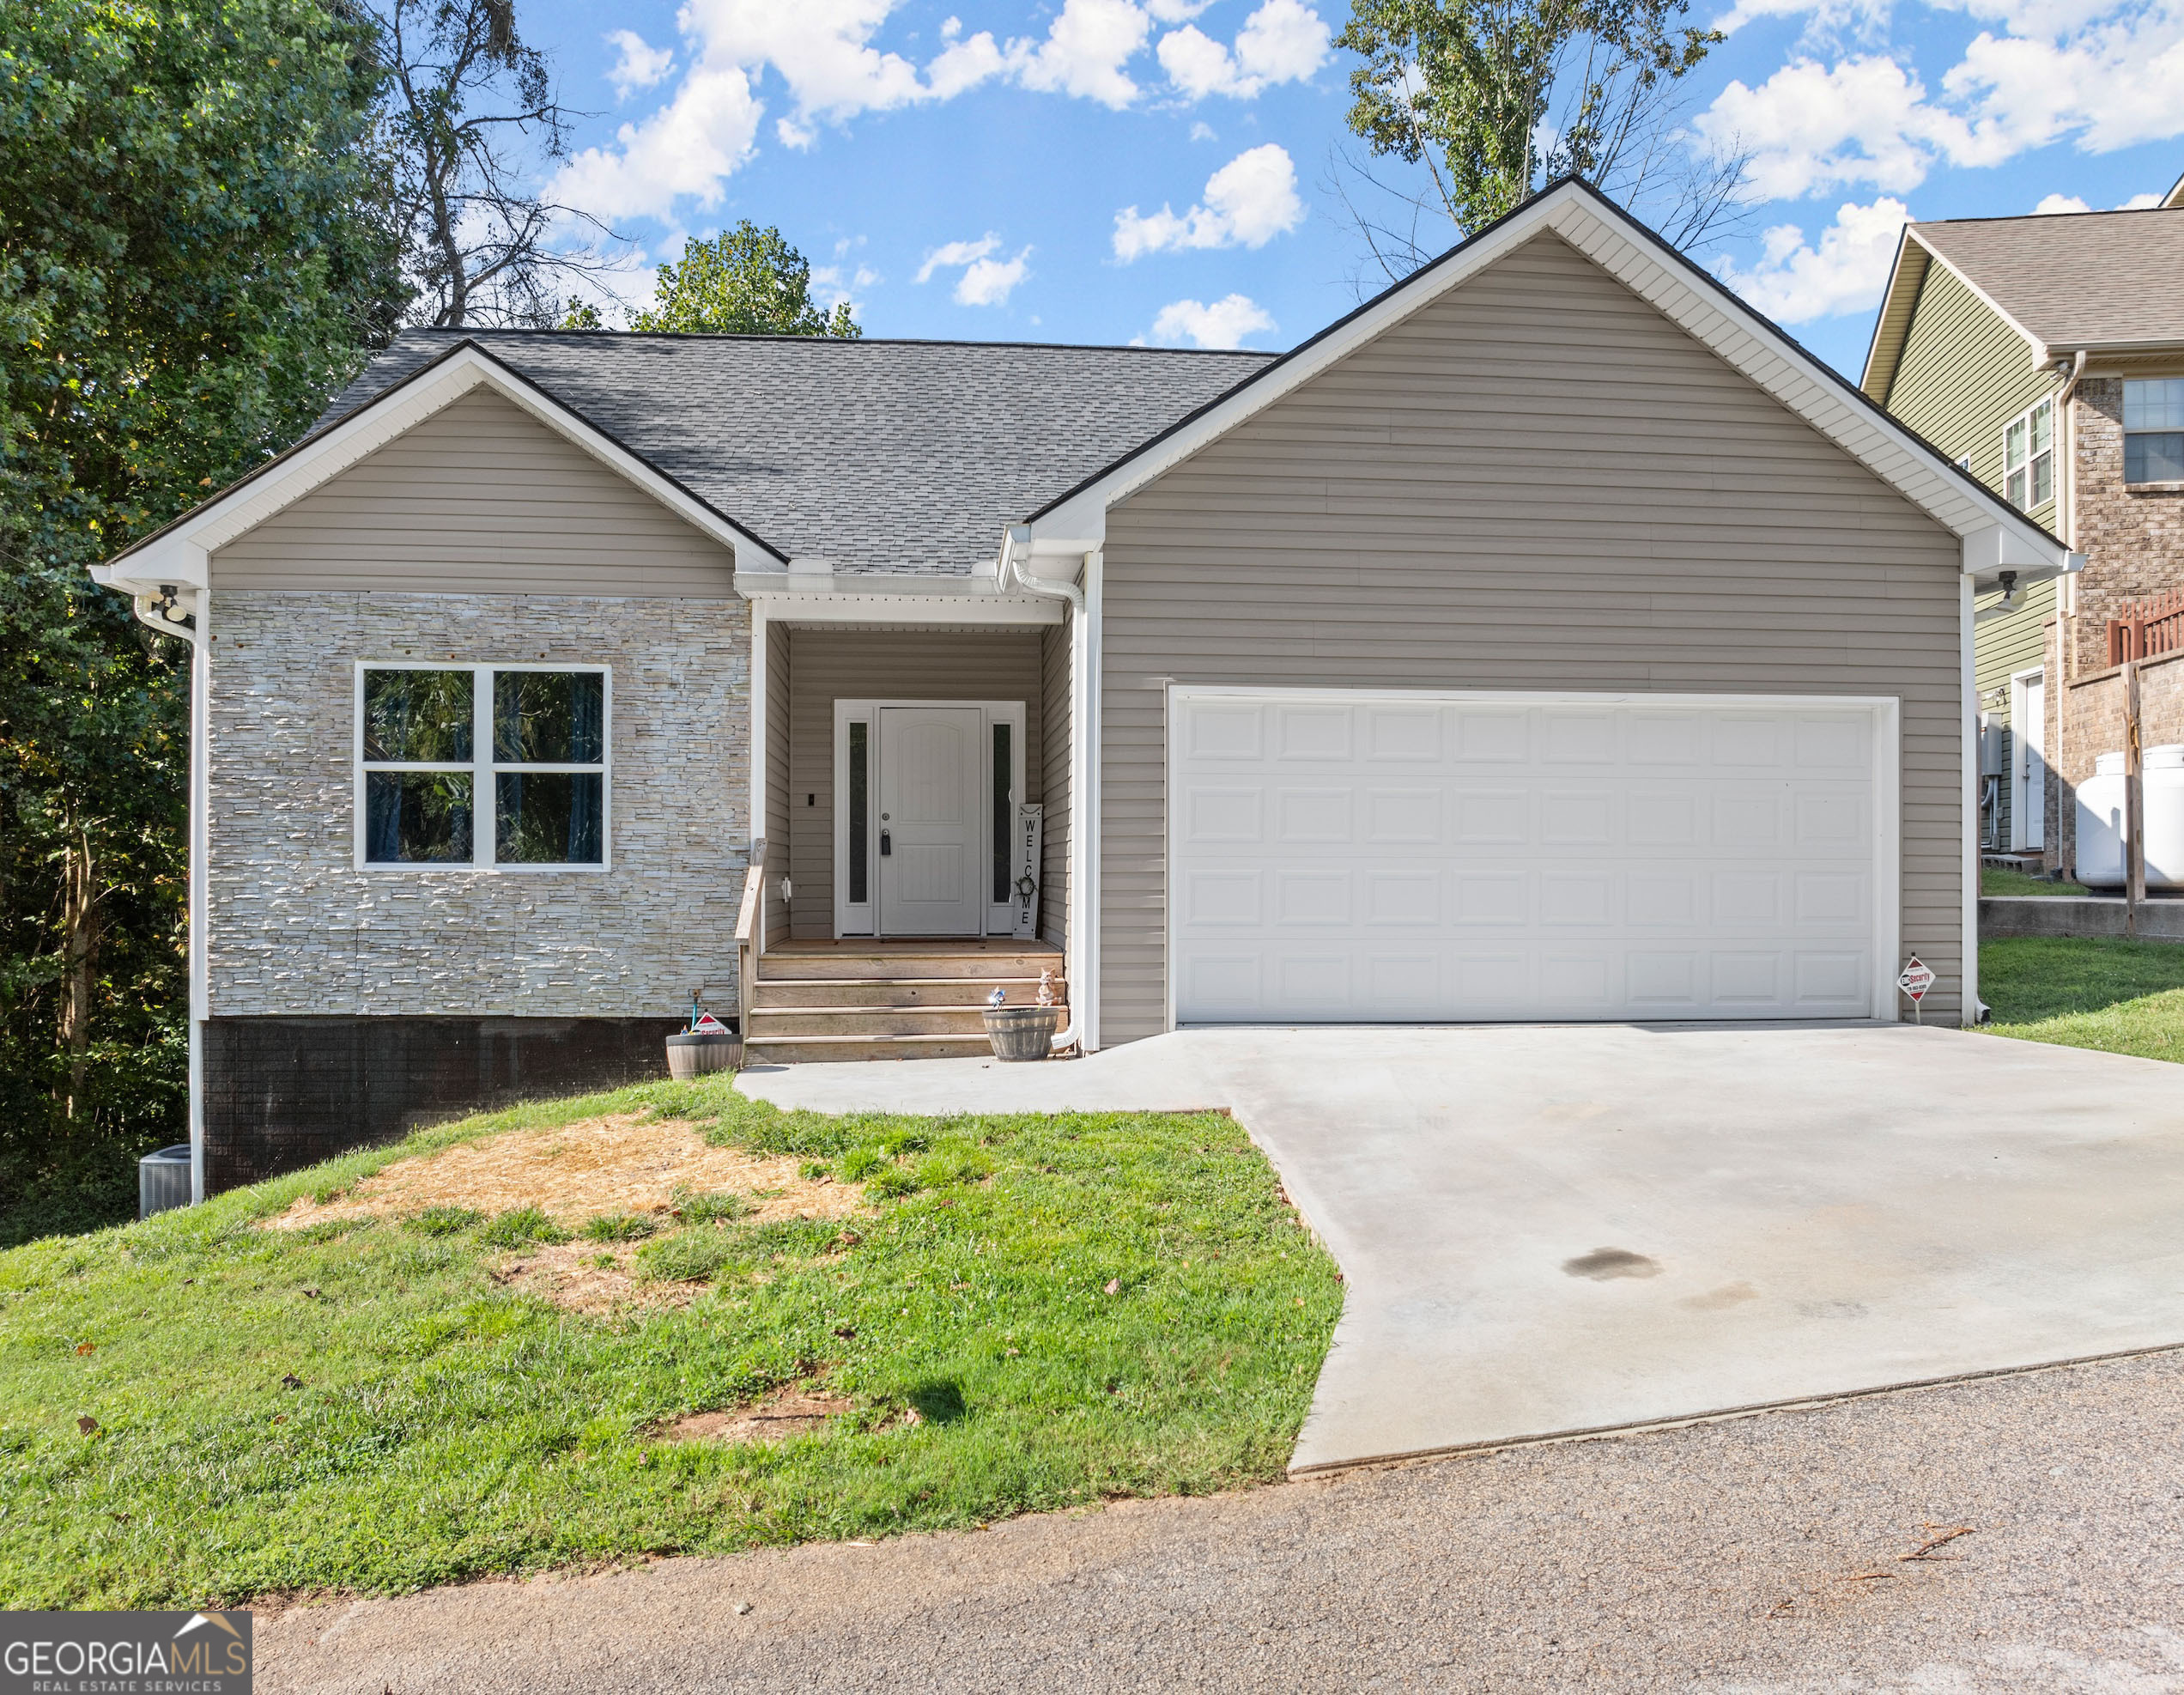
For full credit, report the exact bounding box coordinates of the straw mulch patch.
[265,1114,864,1233]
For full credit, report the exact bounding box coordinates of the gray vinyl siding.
[211,388,737,596]
[784,629,1044,940]
[1883,260,2061,847]
[1097,231,1969,1041]
[764,620,792,949]
[1040,622,1071,951]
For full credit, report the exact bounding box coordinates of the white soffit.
[1028,181,2068,574]
[94,343,784,593]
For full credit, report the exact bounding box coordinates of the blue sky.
[518,0,2184,377]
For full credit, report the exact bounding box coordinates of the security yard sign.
[1897,956,1935,1023]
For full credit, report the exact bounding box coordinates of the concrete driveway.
[740,1023,2184,1473]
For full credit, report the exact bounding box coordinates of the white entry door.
[2012,671,2046,851]
[1170,689,1896,1024]
[879,706,984,936]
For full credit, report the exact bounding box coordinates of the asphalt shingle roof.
[1911,208,2184,353]
[319,330,1277,574]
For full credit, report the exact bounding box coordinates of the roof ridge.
[380,327,1282,357]
[1914,205,2184,228]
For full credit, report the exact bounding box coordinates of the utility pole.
[2125,659,2145,935]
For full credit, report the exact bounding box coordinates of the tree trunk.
[58,826,100,1120]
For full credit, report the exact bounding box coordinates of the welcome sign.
[2,1611,252,1694]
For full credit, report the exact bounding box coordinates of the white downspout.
[1962,570,1981,1026]
[132,581,209,1202]
[1001,526,1092,1051]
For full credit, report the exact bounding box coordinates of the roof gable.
[1022,179,2067,588]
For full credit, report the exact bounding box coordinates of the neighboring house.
[94,180,2068,1199]
[1862,180,2184,866]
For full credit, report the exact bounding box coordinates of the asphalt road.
[259,1347,2184,1693]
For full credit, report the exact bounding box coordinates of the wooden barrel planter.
[665,1029,740,1079]
[983,1005,1060,1062]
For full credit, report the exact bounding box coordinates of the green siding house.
[1862,179,2184,866]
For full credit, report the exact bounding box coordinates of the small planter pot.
[666,1029,740,1080]
[983,1005,1060,1062]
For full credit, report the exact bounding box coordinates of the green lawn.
[0,1081,1340,1607]
[1981,866,2090,897]
[1980,936,2184,1063]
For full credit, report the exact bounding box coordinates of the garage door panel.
[1173,692,1887,1024]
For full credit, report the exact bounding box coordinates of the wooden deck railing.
[735,837,769,1020]
[2106,589,2184,666]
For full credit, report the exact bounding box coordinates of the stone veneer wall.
[2068,380,2184,674]
[207,592,750,1018]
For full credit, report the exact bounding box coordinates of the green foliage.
[1981,866,2089,897]
[630,223,861,338]
[402,1206,482,1236]
[1980,937,2184,1063]
[582,1212,658,1243]
[0,1084,1341,1603]
[670,1189,745,1224]
[1337,0,1724,234]
[839,1146,885,1182]
[0,0,405,1244]
[477,1206,568,1248]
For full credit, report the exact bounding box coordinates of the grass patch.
[476,1208,568,1249]
[581,1212,660,1243]
[1980,936,2184,1062]
[0,1080,1338,1607]
[1981,866,2090,897]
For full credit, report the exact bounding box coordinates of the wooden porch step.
[743,1032,998,1065]
[748,1005,1001,1038]
[759,950,1063,982]
[753,976,1060,1009]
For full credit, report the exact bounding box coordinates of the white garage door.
[1170,690,1895,1024]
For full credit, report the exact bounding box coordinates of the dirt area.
[267,1114,865,1234]
[484,1242,689,1317]
[657,1390,858,1446]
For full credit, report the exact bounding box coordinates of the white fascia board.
[733,573,1063,625]
[1902,231,2053,369]
[1027,183,2068,574]
[1963,525,2085,591]
[98,345,782,596]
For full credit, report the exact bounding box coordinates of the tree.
[0,0,404,1239]
[630,225,862,338]
[1332,0,1744,281]
[370,0,617,327]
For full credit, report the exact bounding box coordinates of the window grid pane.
[2126,431,2184,484]
[992,723,1011,906]
[2125,380,2184,431]
[847,722,869,904]
[363,669,473,762]
[495,772,603,864]
[365,771,473,863]
[2030,452,2053,507]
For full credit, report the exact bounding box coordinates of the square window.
[494,671,605,764]
[2126,431,2184,484]
[495,772,604,864]
[363,670,472,762]
[365,771,473,863]
[2124,379,2184,431]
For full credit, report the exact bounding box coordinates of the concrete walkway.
[742,1024,2184,1472]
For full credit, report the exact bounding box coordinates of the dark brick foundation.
[202,1016,692,1193]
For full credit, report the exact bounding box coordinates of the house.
[94,180,2070,1200]
[1861,173,2184,868]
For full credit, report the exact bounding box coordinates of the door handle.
[880,830,892,857]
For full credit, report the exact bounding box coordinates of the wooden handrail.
[735,838,769,1021]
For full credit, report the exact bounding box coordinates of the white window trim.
[2122,378,2184,487]
[2002,398,2054,513]
[353,661,613,872]
[831,698,1027,938]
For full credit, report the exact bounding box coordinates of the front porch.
[740,611,1079,1061]
[743,939,1067,1064]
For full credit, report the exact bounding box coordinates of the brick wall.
[207,591,750,1018]
[2068,380,2184,673]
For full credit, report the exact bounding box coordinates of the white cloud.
[1011,0,1154,106]
[2032,191,2091,212]
[2118,191,2164,208]
[812,261,881,308]
[1156,0,1331,99]
[1714,197,1911,323]
[1150,294,1277,348]
[916,234,1000,282]
[1697,5,2184,204]
[1189,119,1216,141]
[605,29,675,98]
[554,67,764,222]
[917,234,1030,304]
[956,249,1033,305]
[1113,143,1305,258]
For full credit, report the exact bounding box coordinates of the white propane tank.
[2145,744,2184,890]
[2077,752,2127,889]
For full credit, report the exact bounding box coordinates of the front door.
[2014,671,2046,851]
[878,706,984,936]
